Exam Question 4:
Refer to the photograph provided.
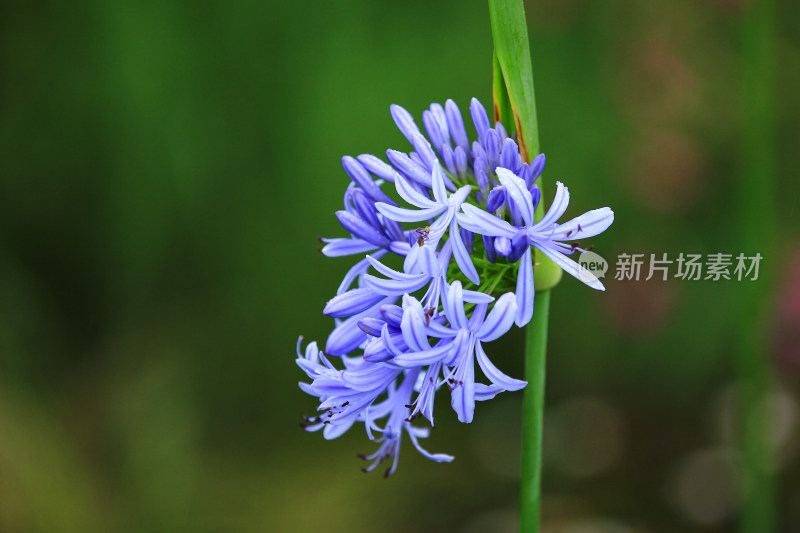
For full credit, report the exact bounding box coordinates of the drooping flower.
[389,282,524,423]
[359,368,454,477]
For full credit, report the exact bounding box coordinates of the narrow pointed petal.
[324,288,385,318]
[342,156,395,205]
[375,202,445,223]
[485,187,506,214]
[363,272,428,296]
[426,320,458,338]
[430,160,448,204]
[496,167,535,226]
[382,216,405,242]
[477,293,518,341]
[321,238,378,257]
[326,298,391,356]
[535,181,570,229]
[357,154,398,183]
[394,173,437,208]
[449,218,480,285]
[474,383,504,401]
[390,104,422,144]
[407,430,455,463]
[411,132,437,172]
[444,280,468,330]
[380,304,404,327]
[483,235,497,263]
[529,153,546,181]
[386,150,432,187]
[392,339,454,367]
[470,98,491,145]
[552,207,614,240]
[422,109,446,152]
[515,248,534,327]
[475,341,526,391]
[500,138,521,171]
[323,418,356,440]
[445,99,469,152]
[401,295,429,352]
[451,353,476,423]
[357,317,385,337]
[484,129,501,170]
[351,189,382,230]
[462,290,495,304]
[457,204,516,238]
[335,210,391,248]
[454,146,468,180]
[534,240,606,291]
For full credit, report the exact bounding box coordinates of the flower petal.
[552,207,614,240]
[407,429,454,463]
[535,181,570,229]
[470,97,490,146]
[395,173,437,209]
[445,99,469,153]
[533,240,606,291]
[321,238,378,257]
[357,153,398,183]
[449,219,480,285]
[341,156,395,205]
[326,297,392,356]
[443,280,469,330]
[430,160,448,204]
[375,202,445,223]
[401,295,430,352]
[324,288,385,318]
[392,338,454,367]
[496,167,535,226]
[451,350,475,423]
[515,248,534,327]
[475,341,526,391]
[363,272,428,296]
[390,104,422,145]
[335,210,391,248]
[477,292,518,341]
[386,149,432,188]
[411,132,438,172]
[457,204,516,238]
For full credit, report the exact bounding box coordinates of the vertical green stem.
[519,290,550,533]
[737,0,777,531]
[487,2,551,531]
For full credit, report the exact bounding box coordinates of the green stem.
[487,2,551,531]
[519,290,550,533]
[737,0,777,531]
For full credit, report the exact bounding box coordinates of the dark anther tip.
[357,453,367,460]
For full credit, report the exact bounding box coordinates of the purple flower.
[375,160,478,284]
[391,282,525,423]
[359,368,454,477]
[458,168,614,326]
[297,97,614,475]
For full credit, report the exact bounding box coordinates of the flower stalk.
[488,1,551,531]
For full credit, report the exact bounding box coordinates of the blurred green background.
[1,0,799,531]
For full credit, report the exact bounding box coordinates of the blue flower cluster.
[297,98,614,476]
